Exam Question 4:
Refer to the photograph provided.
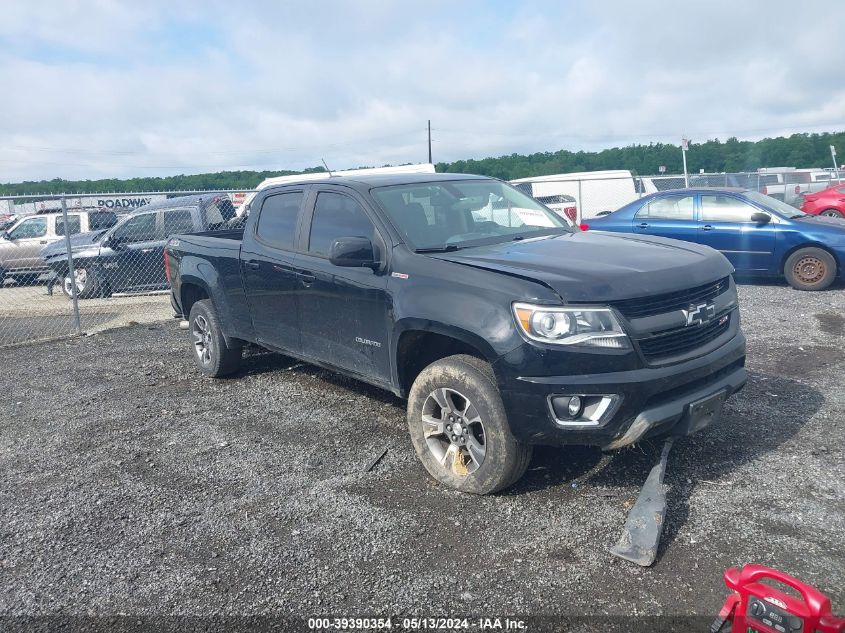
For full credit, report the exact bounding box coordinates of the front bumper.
[494,330,747,449]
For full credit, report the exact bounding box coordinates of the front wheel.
[784,247,837,291]
[407,354,532,494]
[62,267,100,299]
[188,299,242,377]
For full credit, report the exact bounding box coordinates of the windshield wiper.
[415,244,462,253]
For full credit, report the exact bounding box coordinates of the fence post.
[577,179,583,224]
[60,195,82,335]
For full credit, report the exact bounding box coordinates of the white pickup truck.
[0,209,118,283]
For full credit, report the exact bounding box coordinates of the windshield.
[372,179,572,250]
[744,191,807,218]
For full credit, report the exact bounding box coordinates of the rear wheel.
[820,208,844,218]
[784,247,837,291]
[188,299,242,377]
[407,354,532,494]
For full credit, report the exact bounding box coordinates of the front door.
[295,188,391,384]
[241,189,306,354]
[105,211,162,291]
[631,194,697,242]
[2,216,49,271]
[697,194,777,272]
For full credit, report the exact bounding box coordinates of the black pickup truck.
[166,173,746,494]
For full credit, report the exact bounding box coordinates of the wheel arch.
[780,242,841,276]
[178,276,211,319]
[393,320,498,397]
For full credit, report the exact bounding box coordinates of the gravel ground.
[0,280,843,626]
[0,286,172,346]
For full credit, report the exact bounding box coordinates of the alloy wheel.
[192,314,213,365]
[63,269,87,296]
[421,387,487,476]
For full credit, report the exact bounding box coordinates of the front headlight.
[512,302,630,349]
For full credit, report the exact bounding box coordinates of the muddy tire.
[188,299,242,377]
[784,247,836,291]
[407,354,532,494]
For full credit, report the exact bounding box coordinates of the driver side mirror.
[329,237,377,269]
[1,231,10,241]
[106,235,127,250]
[750,212,771,224]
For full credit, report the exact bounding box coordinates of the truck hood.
[40,230,106,261]
[431,231,734,302]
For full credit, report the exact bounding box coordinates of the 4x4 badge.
[683,302,716,327]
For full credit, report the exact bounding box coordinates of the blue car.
[587,188,845,291]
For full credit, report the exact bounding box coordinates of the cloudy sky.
[0,0,843,182]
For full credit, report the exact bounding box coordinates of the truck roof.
[262,172,489,192]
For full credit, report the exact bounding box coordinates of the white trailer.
[510,170,639,219]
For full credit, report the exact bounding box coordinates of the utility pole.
[831,145,839,181]
[681,137,690,188]
[427,120,432,164]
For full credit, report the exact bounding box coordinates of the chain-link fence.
[2,170,842,347]
[0,190,255,347]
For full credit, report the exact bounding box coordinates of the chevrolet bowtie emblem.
[683,302,716,327]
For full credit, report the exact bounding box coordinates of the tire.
[61,267,100,299]
[407,354,532,494]
[188,299,242,377]
[820,208,844,218]
[784,247,837,291]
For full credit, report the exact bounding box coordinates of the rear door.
[631,193,698,242]
[241,188,307,354]
[294,187,391,383]
[149,208,198,287]
[697,193,777,272]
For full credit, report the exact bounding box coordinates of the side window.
[112,213,158,243]
[701,195,759,223]
[201,197,236,227]
[88,212,118,231]
[8,217,47,240]
[163,209,195,236]
[256,191,304,250]
[308,192,375,257]
[56,215,81,237]
[636,196,694,220]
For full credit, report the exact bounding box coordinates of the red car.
[801,183,845,218]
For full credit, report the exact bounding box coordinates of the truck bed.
[172,228,244,258]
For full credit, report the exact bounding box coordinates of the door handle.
[702,224,714,231]
[244,260,260,270]
[39,240,48,244]
[298,271,316,284]
[141,248,154,253]
[637,222,649,229]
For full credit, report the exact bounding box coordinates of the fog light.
[567,396,583,418]
[549,394,621,428]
